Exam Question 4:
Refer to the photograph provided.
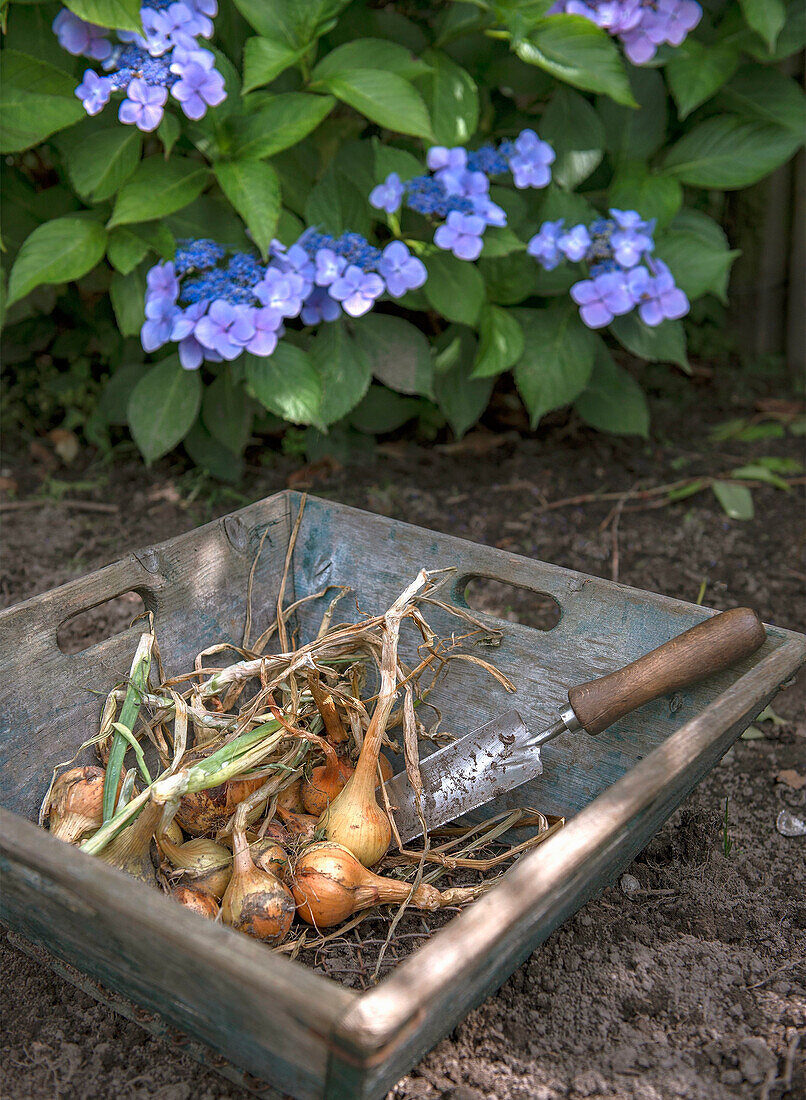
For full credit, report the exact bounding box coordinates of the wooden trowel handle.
[567,608,766,736]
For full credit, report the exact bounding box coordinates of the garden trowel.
[384,607,766,843]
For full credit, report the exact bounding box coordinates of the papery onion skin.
[160,836,233,900]
[221,824,295,945]
[172,885,219,919]
[292,842,441,928]
[318,772,391,868]
[48,766,116,844]
[251,838,289,882]
[98,799,162,885]
[176,773,265,835]
[300,748,354,817]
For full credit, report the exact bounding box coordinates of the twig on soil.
[746,955,805,990]
[0,499,118,513]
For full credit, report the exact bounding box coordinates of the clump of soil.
[1,373,804,1099]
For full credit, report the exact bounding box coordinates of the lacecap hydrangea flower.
[548,0,702,65]
[142,229,427,369]
[53,1,225,131]
[528,210,689,329]
[370,131,555,260]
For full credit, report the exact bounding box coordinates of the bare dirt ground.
[1,369,805,1100]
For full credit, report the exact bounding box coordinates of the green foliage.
[2,0,804,477]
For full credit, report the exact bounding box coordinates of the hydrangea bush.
[2,0,804,476]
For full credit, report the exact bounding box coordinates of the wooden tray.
[1,491,803,1100]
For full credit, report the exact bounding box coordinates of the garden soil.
[1,375,804,1100]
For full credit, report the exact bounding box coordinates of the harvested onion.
[300,741,354,817]
[159,835,232,899]
[176,773,265,835]
[221,822,295,944]
[172,884,219,919]
[98,799,162,885]
[292,842,441,927]
[47,766,115,844]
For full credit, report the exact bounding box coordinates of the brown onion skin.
[160,836,233,900]
[277,807,318,841]
[172,885,219,920]
[48,765,120,844]
[175,774,265,835]
[276,779,304,814]
[300,751,354,817]
[292,842,440,928]
[251,839,289,881]
[221,826,295,945]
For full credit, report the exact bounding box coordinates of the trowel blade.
[382,709,542,845]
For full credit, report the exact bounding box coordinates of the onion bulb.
[275,780,318,840]
[163,818,184,846]
[98,799,162,885]
[47,766,117,844]
[221,823,295,944]
[172,884,219,920]
[300,741,354,816]
[252,838,289,881]
[159,835,232,899]
[175,773,265,835]
[292,842,441,927]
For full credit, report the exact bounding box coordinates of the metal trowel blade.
[383,709,542,845]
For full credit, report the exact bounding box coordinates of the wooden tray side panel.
[0,497,293,821]
[290,496,794,821]
[0,810,356,1100]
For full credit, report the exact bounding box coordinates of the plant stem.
[102,633,152,821]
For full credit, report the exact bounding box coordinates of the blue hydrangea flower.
[254,268,307,318]
[314,248,347,287]
[194,300,255,359]
[557,224,592,263]
[635,259,690,326]
[609,209,655,268]
[507,129,555,189]
[466,145,509,176]
[75,70,113,115]
[333,232,381,270]
[552,0,701,65]
[369,173,405,215]
[56,0,226,124]
[329,265,385,317]
[228,253,263,286]
[141,295,178,351]
[434,211,486,261]
[246,306,284,357]
[146,261,179,305]
[473,195,507,228]
[175,239,224,276]
[378,241,427,298]
[570,271,634,329]
[527,220,565,271]
[405,175,451,217]
[427,147,467,173]
[53,10,112,60]
[301,287,342,325]
[170,59,225,118]
[118,78,167,130]
[171,301,209,369]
